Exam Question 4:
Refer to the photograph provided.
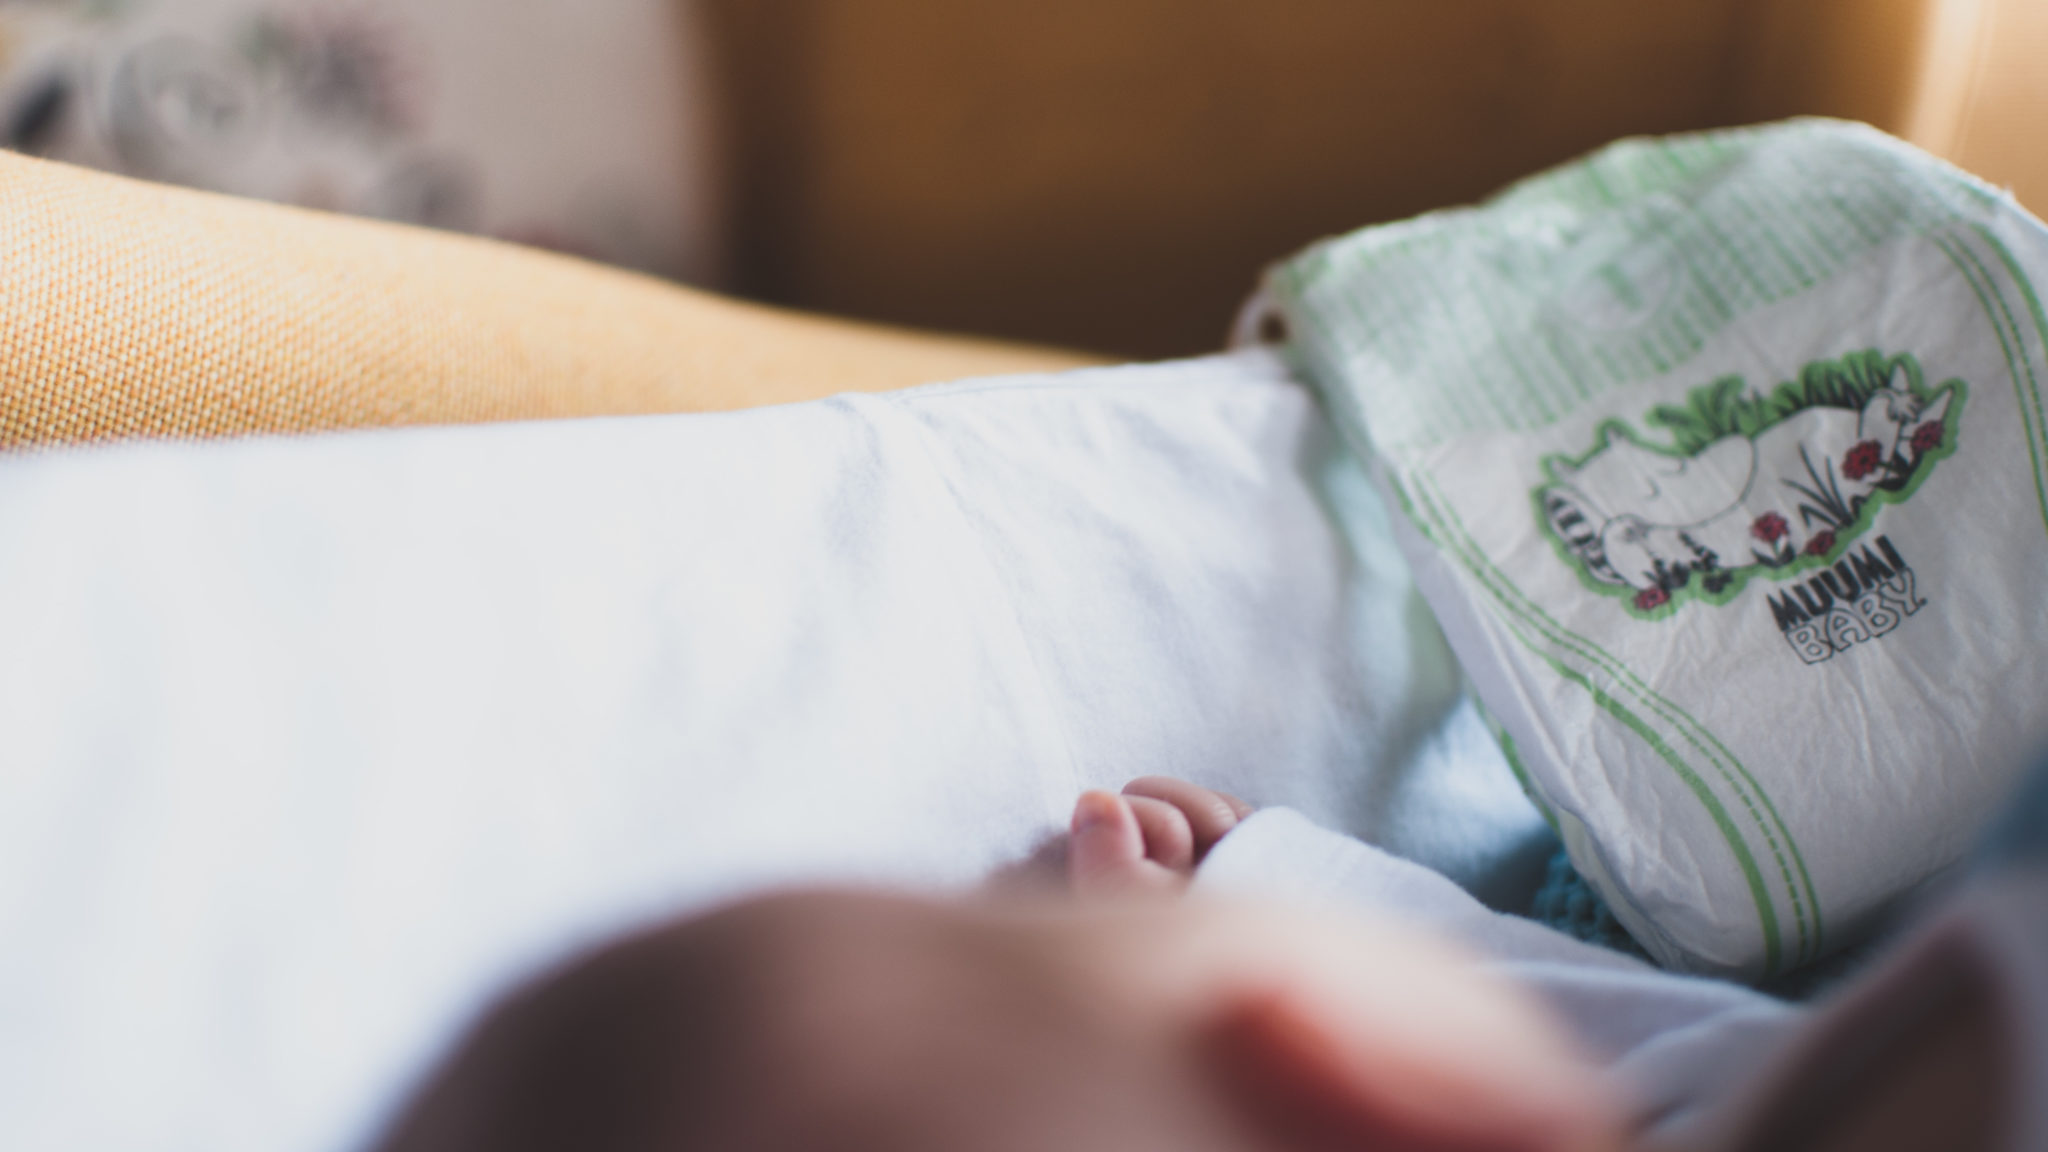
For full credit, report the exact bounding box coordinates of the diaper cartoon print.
[1537,348,1963,661]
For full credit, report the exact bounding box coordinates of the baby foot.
[1068,776,1254,898]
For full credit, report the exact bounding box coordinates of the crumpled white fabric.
[1196,807,1802,1137]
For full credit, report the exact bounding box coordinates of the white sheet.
[0,349,1541,1152]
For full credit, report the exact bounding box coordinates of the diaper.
[1262,119,2048,978]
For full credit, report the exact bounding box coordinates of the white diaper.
[1265,119,2048,978]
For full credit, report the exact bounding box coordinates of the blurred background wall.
[0,0,723,282]
[703,0,2048,359]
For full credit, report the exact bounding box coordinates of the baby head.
[374,888,1620,1152]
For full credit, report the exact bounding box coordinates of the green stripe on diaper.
[1959,226,2048,540]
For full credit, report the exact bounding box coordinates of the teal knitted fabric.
[1529,848,1651,963]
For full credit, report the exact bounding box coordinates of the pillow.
[0,151,1099,447]
[0,0,718,282]
[1260,118,2048,979]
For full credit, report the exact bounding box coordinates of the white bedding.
[0,349,1543,1152]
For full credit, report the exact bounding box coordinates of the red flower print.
[1804,530,1836,557]
[1633,586,1669,611]
[1751,512,1789,543]
[1911,420,1943,456]
[1842,439,1884,481]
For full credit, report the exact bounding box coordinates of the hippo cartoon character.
[1539,351,1961,612]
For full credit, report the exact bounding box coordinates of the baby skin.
[373,781,1622,1152]
[1066,776,1256,897]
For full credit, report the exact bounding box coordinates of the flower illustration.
[1751,512,1789,543]
[1804,530,1836,557]
[1633,586,1669,611]
[1911,420,1944,456]
[1842,439,1884,481]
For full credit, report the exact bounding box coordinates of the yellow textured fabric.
[0,153,1102,448]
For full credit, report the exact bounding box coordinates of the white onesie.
[1196,808,1804,1139]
